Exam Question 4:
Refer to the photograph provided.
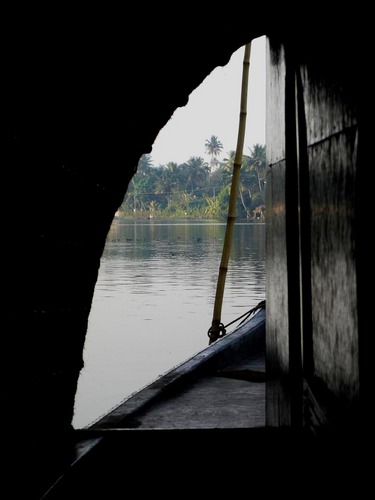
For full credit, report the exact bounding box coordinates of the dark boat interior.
[3,8,370,497]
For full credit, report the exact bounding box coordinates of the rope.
[207,299,265,341]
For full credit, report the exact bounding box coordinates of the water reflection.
[73,219,266,428]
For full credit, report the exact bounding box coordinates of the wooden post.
[208,42,251,344]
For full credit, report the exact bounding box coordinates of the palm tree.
[127,154,157,214]
[205,135,223,172]
[183,156,210,193]
[221,150,254,218]
[248,144,266,191]
[154,162,181,208]
[137,153,154,173]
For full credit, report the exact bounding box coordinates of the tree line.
[118,136,267,221]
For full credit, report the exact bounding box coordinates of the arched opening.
[73,37,267,428]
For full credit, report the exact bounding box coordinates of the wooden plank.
[93,306,265,430]
[118,375,265,429]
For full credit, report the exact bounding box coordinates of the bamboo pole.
[208,42,251,345]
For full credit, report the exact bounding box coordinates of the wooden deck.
[91,304,266,431]
[38,308,268,498]
[112,352,266,429]
[37,303,363,498]
[39,304,364,497]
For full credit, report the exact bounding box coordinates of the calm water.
[73,219,266,428]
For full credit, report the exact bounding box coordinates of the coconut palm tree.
[205,135,223,172]
[128,154,158,214]
[137,153,154,173]
[248,144,266,191]
[183,156,210,193]
[154,162,182,208]
[221,150,255,218]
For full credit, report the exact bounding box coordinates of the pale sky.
[150,35,266,166]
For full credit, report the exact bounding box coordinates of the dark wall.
[265,28,369,441]
[3,11,262,449]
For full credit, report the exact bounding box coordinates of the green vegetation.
[118,139,267,221]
